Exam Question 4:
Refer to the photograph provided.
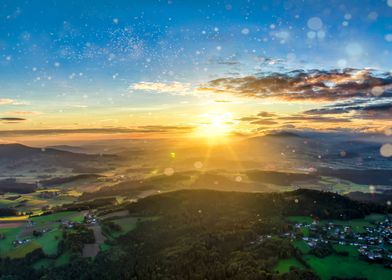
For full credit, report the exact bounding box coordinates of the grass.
[99,243,111,252]
[54,251,71,267]
[34,229,62,255]
[6,241,41,258]
[0,227,23,256]
[110,217,138,237]
[108,216,159,238]
[30,211,80,224]
[319,219,371,233]
[333,244,359,257]
[274,258,305,273]
[304,255,392,280]
[292,240,311,254]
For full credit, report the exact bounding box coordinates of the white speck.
[371,86,384,96]
[388,0,392,7]
[344,13,352,20]
[307,31,316,39]
[317,30,326,39]
[164,167,175,176]
[113,18,119,24]
[194,161,203,169]
[235,176,242,182]
[54,62,60,67]
[384,128,392,136]
[307,17,323,30]
[216,45,222,51]
[385,34,392,42]
[241,28,250,35]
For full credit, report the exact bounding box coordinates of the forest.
[0,189,388,280]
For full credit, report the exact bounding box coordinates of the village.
[10,211,98,248]
[278,215,392,268]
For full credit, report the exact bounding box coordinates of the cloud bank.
[198,69,392,101]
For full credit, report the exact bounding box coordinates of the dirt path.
[82,223,106,258]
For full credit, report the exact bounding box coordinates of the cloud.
[0,99,28,105]
[138,125,194,131]
[0,128,162,137]
[0,126,195,137]
[198,69,392,102]
[279,115,351,123]
[257,111,277,117]
[0,117,26,123]
[129,81,192,95]
[250,119,278,125]
[238,111,277,122]
[304,99,392,120]
[237,116,260,121]
[4,111,41,116]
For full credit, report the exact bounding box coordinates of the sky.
[1,0,392,143]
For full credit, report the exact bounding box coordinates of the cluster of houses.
[84,212,97,224]
[280,215,392,268]
[11,211,98,247]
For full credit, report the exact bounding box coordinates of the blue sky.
[0,0,392,141]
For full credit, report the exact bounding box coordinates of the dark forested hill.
[2,189,380,280]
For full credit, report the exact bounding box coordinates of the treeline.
[0,178,36,194]
[59,224,95,254]
[0,207,18,217]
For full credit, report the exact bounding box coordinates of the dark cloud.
[257,111,277,117]
[237,116,260,121]
[199,69,392,101]
[280,116,351,123]
[250,119,278,125]
[0,117,26,123]
[304,99,392,120]
[0,117,26,121]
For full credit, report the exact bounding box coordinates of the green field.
[0,226,24,256]
[108,216,159,238]
[292,240,311,254]
[304,255,392,280]
[274,258,305,273]
[0,211,85,258]
[333,244,359,257]
[30,211,82,224]
[34,229,62,255]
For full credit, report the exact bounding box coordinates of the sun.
[193,112,233,140]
